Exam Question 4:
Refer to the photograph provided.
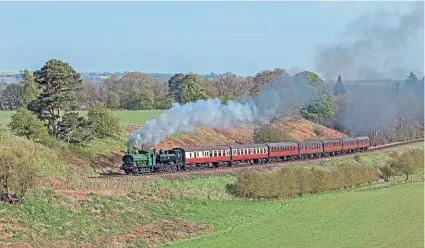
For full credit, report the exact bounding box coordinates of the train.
[121,136,371,174]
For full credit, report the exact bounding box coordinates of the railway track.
[91,139,424,179]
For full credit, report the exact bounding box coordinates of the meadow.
[0,142,422,247]
[0,109,423,247]
[170,182,424,248]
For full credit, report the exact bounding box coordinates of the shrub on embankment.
[235,164,380,199]
[379,148,424,182]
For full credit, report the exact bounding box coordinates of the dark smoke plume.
[314,1,424,81]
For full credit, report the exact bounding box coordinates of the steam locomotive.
[121,136,370,174]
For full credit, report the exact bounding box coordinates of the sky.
[0,1,423,78]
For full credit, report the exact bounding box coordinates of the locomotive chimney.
[153,148,157,154]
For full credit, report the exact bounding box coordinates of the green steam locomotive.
[121,148,185,174]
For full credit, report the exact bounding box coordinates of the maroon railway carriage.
[356,136,370,151]
[298,140,323,158]
[322,139,343,156]
[266,142,299,162]
[183,145,231,168]
[229,144,268,165]
[341,137,358,152]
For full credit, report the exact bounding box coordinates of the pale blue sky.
[0,1,422,77]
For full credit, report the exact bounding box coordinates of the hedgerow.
[235,164,380,200]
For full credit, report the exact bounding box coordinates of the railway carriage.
[298,140,323,159]
[341,137,358,153]
[175,145,231,169]
[266,142,299,162]
[356,136,370,151]
[229,144,268,165]
[322,139,343,156]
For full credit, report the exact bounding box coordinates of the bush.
[0,145,39,201]
[386,149,424,181]
[87,105,120,139]
[313,125,324,137]
[8,107,49,142]
[253,125,296,143]
[235,164,380,200]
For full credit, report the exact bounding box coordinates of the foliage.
[87,105,120,138]
[126,89,154,110]
[58,112,92,143]
[0,83,22,110]
[106,92,120,109]
[253,125,296,143]
[0,146,39,200]
[235,164,380,199]
[220,93,239,104]
[251,68,288,96]
[168,73,185,103]
[28,59,83,136]
[313,124,324,137]
[384,149,424,181]
[300,89,334,124]
[180,73,208,104]
[334,75,346,95]
[8,107,49,142]
[19,70,41,108]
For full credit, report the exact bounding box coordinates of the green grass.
[0,110,14,126]
[170,182,424,248]
[0,142,423,247]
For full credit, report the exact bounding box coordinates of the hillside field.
[0,109,423,247]
[170,182,424,248]
[0,110,347,173]
[0,143,422,247]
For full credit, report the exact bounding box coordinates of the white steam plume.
[128,72,317,147]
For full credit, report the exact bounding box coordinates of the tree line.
[1,58,423,145]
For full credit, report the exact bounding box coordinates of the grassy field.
[170,182,424,248]
[0,108,424,247]
[0,143,423,247]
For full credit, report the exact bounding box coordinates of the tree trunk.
[4,162,11,198]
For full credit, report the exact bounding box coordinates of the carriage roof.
[229,144,268,149]
[181,146,231,152]
[266,142,299,147]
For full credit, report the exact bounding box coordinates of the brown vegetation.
[153,116,345,150]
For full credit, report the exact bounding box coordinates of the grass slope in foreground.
[170,182,424,248]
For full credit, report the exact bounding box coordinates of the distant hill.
[0,71,217,83]
[0,70,402,85]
